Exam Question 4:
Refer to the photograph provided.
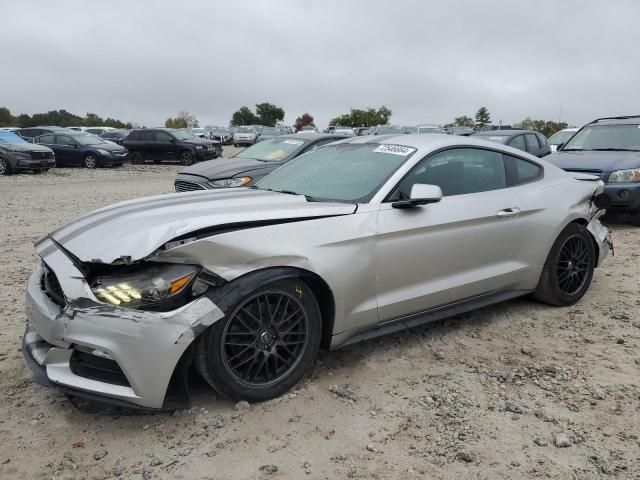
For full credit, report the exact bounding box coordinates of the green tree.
[294,113,315,132]
[454,115,474,127]
[164,111,198,129]
[230,106,259,126]
[329,106,392,127]
[515,117,568,137]
[255,102,285,127]
[0,107,15,127]
[475,107,491,129]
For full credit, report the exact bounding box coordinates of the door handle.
[497,208,521,218]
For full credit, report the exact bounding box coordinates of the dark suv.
[473,129,551,158]
[123,128,221,165]
[549,115,640,226]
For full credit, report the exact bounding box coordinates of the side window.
[141,131,156,142]
[508,135,526,151]
[56,135,76,146]
[128,132,139,141]
[35,134,55,144]
[525,133,540,152]
[394,148,507,198]
[536,133,547,147]
[86,128,102,135]
[156,131,173,142]
[505,155,543,186]
[303,138,336,153]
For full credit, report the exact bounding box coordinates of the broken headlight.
[91,264,201,311]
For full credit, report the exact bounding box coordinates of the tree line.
[0,106,132,129]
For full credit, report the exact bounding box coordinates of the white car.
[548,128,578,152]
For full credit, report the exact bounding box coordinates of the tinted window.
[525,133,540,152]
[395,148,506,198]
[35,134,55,144]
[156,131,173,141]
[141,131,156,142]
[20,129,40,138]
[508,135,526,151]
[505,154,542,185]
[56,135,77,145]
[536,133,547,147]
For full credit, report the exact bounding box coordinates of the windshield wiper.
[254,187,324,202]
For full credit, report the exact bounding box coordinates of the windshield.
[172,130,196,140]
[191,128,205,134]
[563,124,640,151]
[418,127,440,134]
[255,143,416,202]
[547,129,576,146]
[261,127,282,135]
[237,127,253,133]
[377,126,404,135]
[212,127,229,133]
[237,137,305,162]
[0,131,27,143]
[75,133,106,145]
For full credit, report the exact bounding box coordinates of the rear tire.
[195,278,322,402]
[534,223,595,306]
[629,210,640,227]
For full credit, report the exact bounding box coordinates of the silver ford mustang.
[23,134,613,410]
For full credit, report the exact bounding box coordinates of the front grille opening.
[41,264,65,306]
[70,350,131,387]
[174,180,207,192]
[31,151,54,160]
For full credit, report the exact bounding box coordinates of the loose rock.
[234,400,250,411]
[554,432,572,448]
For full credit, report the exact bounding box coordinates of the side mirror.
[392,184,443,209]
[536,145,551,158]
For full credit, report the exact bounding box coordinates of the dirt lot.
[0,153,639,479]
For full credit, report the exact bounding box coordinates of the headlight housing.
[195,145,204,150]
[608,168,640,183]
[208,176,252,188]
[91,263,202,311]
[97,149,111,156]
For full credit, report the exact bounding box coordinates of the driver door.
[375,147,530,322]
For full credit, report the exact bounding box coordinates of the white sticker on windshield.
[284,140,304,145]
[373,144,416,156]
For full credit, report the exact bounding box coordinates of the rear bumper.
[603,183,640,212]
[23,240,225,409]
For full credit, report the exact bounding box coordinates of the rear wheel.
[84,153,98,169]
[534,223,595,306]
[128,151,143,164]
[629,210,640,227]
[0,157,11,175]
[180,150,195,166]
[195,279,322,401]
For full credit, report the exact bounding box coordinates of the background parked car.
[33,131,128,168]
[259,126,286,141]
[298,125,319,134]
[373,125,404,135]
[548,127,578,152]
[123,128,221,165]
[447,126,475,136]
[473,129,551,157]
[174,133,349,192]
[549,115,640,226]
[417,125,443,134]
[190,128,207,138]
[333,127,356,137]
[100,130,129,145]
[0,130,55,175]
[207,126,233,145]
[233,126,260,146]
[16,126,70,140]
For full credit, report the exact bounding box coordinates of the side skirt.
[333,289,534,349]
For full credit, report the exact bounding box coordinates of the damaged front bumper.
[587,210,613,266]
[22,239,224,409]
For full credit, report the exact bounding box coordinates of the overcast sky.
[2,0,639,129]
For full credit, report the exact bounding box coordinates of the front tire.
[0,157,12,175]
[84,153,98,169]
[195,279,322,402]
[180,150,195,166]
[629,210,640,227]
[128,151,143,164]
[534,223,595,306]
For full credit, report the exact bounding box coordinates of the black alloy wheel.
[221,291,309,387]
[556,234,591,295]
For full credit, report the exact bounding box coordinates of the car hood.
[551,150,640,172]
[47,189,356,264]
[178,157,280,180]
[0,142,52,153]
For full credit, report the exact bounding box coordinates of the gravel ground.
[1,154,639,479]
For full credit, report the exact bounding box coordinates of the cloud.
[2,0,639,128]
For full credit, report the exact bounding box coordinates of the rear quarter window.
[504,154,543,186]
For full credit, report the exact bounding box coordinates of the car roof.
[474,129,535,136]
[588,115,640,126]
[276,133,349,142]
